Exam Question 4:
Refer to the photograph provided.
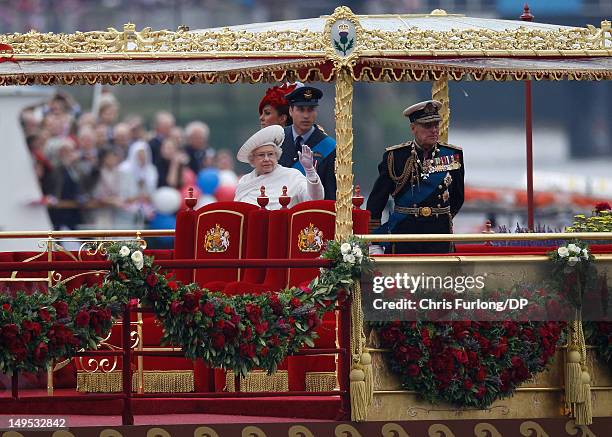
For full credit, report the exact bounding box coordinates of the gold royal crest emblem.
[205,224,230,253]
[298,223,324,253]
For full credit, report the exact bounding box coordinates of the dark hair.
[276,104,292,126]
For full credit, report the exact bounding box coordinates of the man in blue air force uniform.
[278,86,337,200]
[367,100,464,254]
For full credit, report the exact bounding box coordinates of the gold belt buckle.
[419,207,432,217]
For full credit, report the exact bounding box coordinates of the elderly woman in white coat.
[234,125,324,209]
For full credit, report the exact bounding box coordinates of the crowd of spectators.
[21,90,238,231]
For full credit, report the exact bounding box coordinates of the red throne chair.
[284,198,370,392]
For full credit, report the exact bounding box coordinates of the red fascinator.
[258,83,299,114]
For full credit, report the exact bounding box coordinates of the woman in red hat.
[258,83,299,128]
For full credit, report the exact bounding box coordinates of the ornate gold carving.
[241,426,266,437]
[519,421,549,437]
[333,67,354,240]
[288,426,315,437]
[407,405,510,417]
[474,423,502,437]
[432,76,450,143]
[100,430,124,437]
[194,427,221,437]
[381,423,410,437]
[2,15,608,61]
[427,424,455,437]
[335,424,363,437]
[565,419,597,437]
[0,25,325,57]
[146,428,171,437]
[51,431,75,437]
[324,6,364,69]
[361,24,611,53]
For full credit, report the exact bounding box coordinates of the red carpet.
[0,389,341,420]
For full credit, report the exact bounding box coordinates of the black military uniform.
[366,101,464,254]
[278,86,337,200]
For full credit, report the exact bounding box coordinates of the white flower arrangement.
[342,242,364,265]
[119,246,131,257]
[130,250,144,270]
[340,243,352,255]
[551,241,592,272]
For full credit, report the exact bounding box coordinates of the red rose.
[451,348,468,364]
[255,321,269,335]
[1,323,19,341]
[75,310,90,328]
[245,303,262,323]
[464,379,473,390]
[8,339,27,362]
[53,301,69,319]
[202,302,215,318]
[22,320,42,338]
[475,366,487,382]
[306,312,321,329]
[476,386,487,399]
[224,305,232,315]
[511,356,523,367]
[468,351,478,365]
[290,297,302,309]
[38,308,51,322]
[407,364,420,376]
[170,301,182,315]
[260,346,269,357]
[420,329,431,347]
[117,272,128,281]
[2,303,11,312]
[211,333,225,349]
[146,273,158,287]
[215,319,225,329]
[223,323,238,340]
[268,335,280,347]
[239,343,256,358]
[167,281,178,291]
[269,294,283,315]
[299,285,312,294]
[183,293,199,312]
[34,342,49,362]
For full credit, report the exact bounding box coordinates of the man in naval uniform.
[366,100,464,254]
[278,85,337,200]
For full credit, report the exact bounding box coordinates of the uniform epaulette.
[438,142,462,151]
[385,141,411,152]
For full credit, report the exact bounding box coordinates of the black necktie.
[295,135,303,152]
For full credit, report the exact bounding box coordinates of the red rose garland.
[0,285,118,374]
[375,320,564,408]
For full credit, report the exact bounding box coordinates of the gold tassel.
[350,366,367,422]
[575,370,593,425]
[360,352,373,406]
[565,347,583,403]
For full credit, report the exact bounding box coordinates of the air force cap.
[285,86,323,107]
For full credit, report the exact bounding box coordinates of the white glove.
[369,244,384,255]
[298,144,314,171]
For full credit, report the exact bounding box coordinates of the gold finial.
[430,9,448,16]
